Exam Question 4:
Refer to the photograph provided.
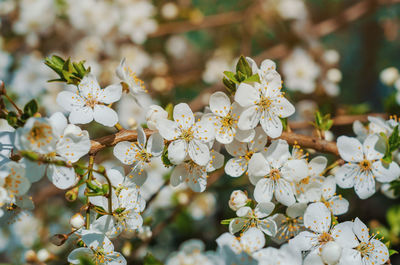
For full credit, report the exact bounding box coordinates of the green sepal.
[236,55,252,78]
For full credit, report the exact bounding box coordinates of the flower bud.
[323,50,340,65]
[37,249,50,262]
[321,241,342,265]
[70,213,85,229]
[50,234,68,246]
[380,67,399,86]
[145,105,168,130]
[229,190,248,211]
[326,68,342,83]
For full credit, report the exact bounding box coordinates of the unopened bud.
[137,226,152,241]
[24,250,37,263]
[146,105,168,130]
[229,190,248,211]
[70,213,85,229]
[50,234,68,246]
[37,249,50,262]
[65,187,79,202]
[380,67,399,86]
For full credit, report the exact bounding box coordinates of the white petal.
[309,156,328,177]
[21,159,45,183]
[303,202,331,233]
[114,141,138,165]
[255,202,275,217]
[234,83,260,107]
[352,217,369,243]
[188,139,210,166]
[281,159,308,182]
[206,151,224,172]
[225,140,247,157]
[127,166,148,186]
[79,74,101,99]
[354,173,375,199]
[373,160,400,183]
[216,126,234,144]
[274,96,295,118]
[156,119,180,140]
[331,221,358,248]
[254,178,274,203]
[260,112,282,138]
[187,170,207,192]
[48,112,67,137]
[209,91,231,117]
[329,196,349,215]
[369,239,389,264]
[335,163,358,188]
[68,248,92,264]
[237,106,261,130]
[194,119,215,143]
[69,107,93,124]
[98,84,122,104]
[338,248,362,265]
[47,165,77,189]
[225,157,247,177]
[173,103,194,129]
[147,132,164,156]
[248,153,270,177]
[274,179,296,206]
[363,134,385,160]
[289,231,316,251]
[136,126,146,149]
[229,218,246,234]
[168,139,187,165]
[321,175,336,199]
[337,136,363,162]
[56,125,91,163]
[93,105,118,127]
[240,227,265,252]
[248,126,268,152]
[56,91,85,112]
[216,233,241,254]
[170,164,188,187]
[286,203,307,218]
[258,217,277,236]
[234,128,255,143]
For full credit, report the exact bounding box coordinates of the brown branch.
[289,113,388,130]
[90,128,339,155]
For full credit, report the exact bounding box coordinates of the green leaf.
[222,77,236,94]
[387,204,400,236]
[243,74,260,83]
[388,125,400,153]
[78,256,96,265]
[23,99,38,117]
[45,55,90,85]
[6,111,18,127]
[389,249,399,256]
[236,71,246,82]
[161,146,173,168]
[220,218,235,225]
[144,253,164,265]
[236,55,252,77]
[223,71,239,84]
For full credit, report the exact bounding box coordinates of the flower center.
[135,149,152,163]
[124,66,146,92]
[269,169,281,181]
[243,151,254,161]
[359,159,372,172]
[277,216,303,240]
[318,232,333,244]
[300,176,310,185]
[356,242,375,257]
[258,96,272,110]
[27,123,53,147]
[90,246,108,264]
[181,128,194,142]
[220,114,234,128]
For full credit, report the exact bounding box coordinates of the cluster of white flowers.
[0,55,398,265]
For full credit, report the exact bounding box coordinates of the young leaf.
[23,99,38,117]
[236,55,252,77]
[144,253,164,265]
[223,71,239,84]
[243,74,260,84]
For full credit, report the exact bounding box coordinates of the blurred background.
[1,0,400,264]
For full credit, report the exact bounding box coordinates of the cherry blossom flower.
[145,105,168,130]
[0,161,30,206]
[207,91,254,144]
[272,203,306,243]
[338,218,389,265]
[170,151,224,192]
[229,190,249,211]
[224,127,268,177]
[113,126,164,186]
[335,134,400,199]
[156,103,215,166]
[57,74,122,127]
[166,240,214,265]
[229,201,277,237]
[68,231,126,265]
[249,139,309,206]
[234,69,295,138]
[289,202,358,259]
[116,58,146,96]
[216,227,265,255]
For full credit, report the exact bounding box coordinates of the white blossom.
[216,227,265,255]
[335,134,400,199]
[57,74,122,127]
[156,103,215,166]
